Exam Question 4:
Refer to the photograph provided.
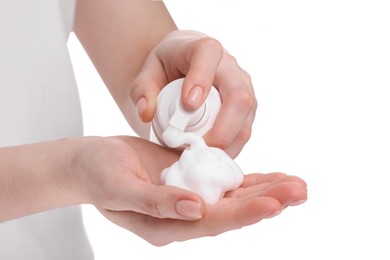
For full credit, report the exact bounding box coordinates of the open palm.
[96,137,307,246]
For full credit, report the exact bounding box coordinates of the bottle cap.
[152,78,221,147]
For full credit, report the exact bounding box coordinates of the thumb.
[130,78,160,123]
[129,55,168,123]
[127,180,205,220]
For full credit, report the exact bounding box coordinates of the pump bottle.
[151,78,221,147]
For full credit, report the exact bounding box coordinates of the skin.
[0,0,308,246]
[74,0,256,158]
[0,136,307,246]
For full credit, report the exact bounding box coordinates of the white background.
[68,1,390,259]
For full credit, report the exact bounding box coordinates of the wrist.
[0,138,86,221]
[31,138,88,210]
[61,137,94,206]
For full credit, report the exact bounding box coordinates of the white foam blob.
[161,126,244,204]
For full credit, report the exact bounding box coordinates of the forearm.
[74,0,177,137]
[0,139,81,222]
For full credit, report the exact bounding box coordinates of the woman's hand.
[75,2,255,157]
[130,30,257,158]
[72,136,204,221]
[72,136,307,246]
[0,135,306,244]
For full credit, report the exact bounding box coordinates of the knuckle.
[142,195,163,219]
[129,78,160,101]
[234,89,256,112]
[224,52,239,65]
[196,36,224,53]
[129,80,144,101]
[211,133,233,150]
[237,127,252,144]
[241,68,251,79]
[253,96,258,111]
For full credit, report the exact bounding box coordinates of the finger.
[204,66,256,153]
[263,182,307,207]
[206,197,282,230]
[102,196,282,246]
[180,37,224,110]
[123,180,205,220]
[221,106,256,157]
[203,86,254,153]
[228,175,307,200]
[129,55,168,122]
[234,182,308,208]
[240,172,288,188]
[240,172,307,189]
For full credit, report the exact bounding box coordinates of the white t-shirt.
[0,0,93,259]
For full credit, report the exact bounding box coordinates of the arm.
[74,0,176,138]
[0,136,307,245]
[74,0,257,158]
[0,136,198,222]
[0,139,81,221]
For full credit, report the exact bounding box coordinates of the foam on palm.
[160,124,244,204]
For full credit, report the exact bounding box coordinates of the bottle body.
[152,78,221,147]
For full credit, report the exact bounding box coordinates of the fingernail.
[136,97,147,117]
[187,85,203,108]
[265,209,282,219]
[289,199,307,206]
[175,200,202,220]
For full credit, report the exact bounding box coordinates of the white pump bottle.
[151,78,221,147]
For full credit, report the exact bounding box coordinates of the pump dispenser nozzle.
[152,78,221,147]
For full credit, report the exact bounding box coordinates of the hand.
[130,30,256,158]
[104,170,307,246]
[73,136,307,246]
[73,136,306,246]
[72,136,204,221]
